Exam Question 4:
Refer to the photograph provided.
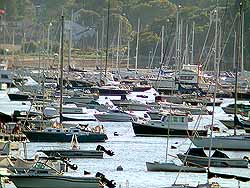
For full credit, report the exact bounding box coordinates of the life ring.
[95,126,101,133]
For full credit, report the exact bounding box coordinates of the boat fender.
[96,172,116,188]
[95,126,101,133]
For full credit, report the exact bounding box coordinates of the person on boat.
[12,122,21,134]
[71,142,79,150]
[0,122,6,133]
[71,135,80,150]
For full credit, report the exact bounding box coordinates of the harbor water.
[6,99,250,188]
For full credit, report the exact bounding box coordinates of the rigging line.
[104,0,110,77]
[203,38,215,71]
[199,17,213,62]
[218,0,232,70]
[156,35,176,89]
[155,20,175,85]
[218,15,238,65]
[181,24,193,65]
[173,81,214,184]
[148,39,160,70]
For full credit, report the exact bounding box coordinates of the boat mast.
[241,11,244,73]
[104,0,110,77]
[68,10,73,74]
[96,29,99,68]
[179,19,183,69]
[175,6,179,68]
[208,5,219,178]
[100,16,104,84]
[135,18,140,78]
[234,2,243,136]
[59,13,64,125]
[184,24,188,65]
[127,40,130,69]
[191,22,195,64]
[161,25,164,64]
[165,116,170,162]
[116,17,121,73]
[233,31,237,70]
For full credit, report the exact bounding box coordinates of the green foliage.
[22,41,38,53]
[139,31,160,55]
[2,0,250,70]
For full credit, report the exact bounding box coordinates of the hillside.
[0,0,249,70]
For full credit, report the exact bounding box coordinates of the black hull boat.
[39,149,103,159]
[8,93,29,101]
[39,149,104,159]
[222,103,250,114]
[61,116,97,121]
[132,122,207,137]
[184,100,222,107]
[96,87,129,96]
[23,127,107,143]
[232,91,250,100]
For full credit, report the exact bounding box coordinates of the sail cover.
[185,148,207,157]
[211,149,229,158]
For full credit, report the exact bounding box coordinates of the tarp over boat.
[185,148,207,157]
[211,149,229,158]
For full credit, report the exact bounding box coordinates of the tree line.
[0,0,249,70]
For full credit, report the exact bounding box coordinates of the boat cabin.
[161,114,188,124]
[44,128,64,133]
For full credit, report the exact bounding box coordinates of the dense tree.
[1,0,250,70]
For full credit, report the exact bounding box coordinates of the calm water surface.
[11,100,250,188]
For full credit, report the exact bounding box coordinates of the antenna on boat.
[59,10,64,125]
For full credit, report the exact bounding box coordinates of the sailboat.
[146,109,206,173]
[190,1,250,151]
[2,14,116,188]
[177,147,249,168]
[22,11,108,143]
[38,134,114,159]
[146,161,206,173]
[145,117,206,172]
[166,3,249,188]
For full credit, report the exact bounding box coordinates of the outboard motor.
[58,155,78,171]
[96,145,114,156]
[96,172,116,188]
